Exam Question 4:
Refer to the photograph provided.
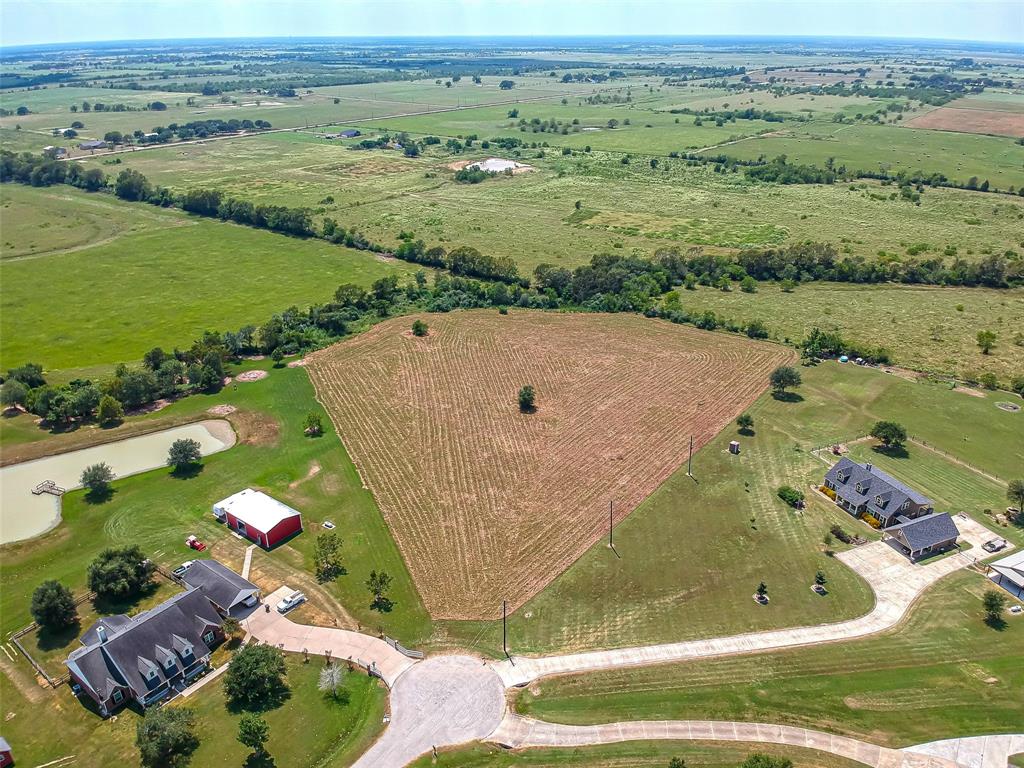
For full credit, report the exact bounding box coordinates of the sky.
[1,0,1022,48]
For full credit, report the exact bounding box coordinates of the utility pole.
[609,499,614,548]
[502,600,514,664]
[687,434,694,476]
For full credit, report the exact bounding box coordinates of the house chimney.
[97,625,107,643]
[865,463,872,473]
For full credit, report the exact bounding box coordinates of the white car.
[276,591,306,613]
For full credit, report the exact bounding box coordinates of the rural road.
[245,516,1019,768]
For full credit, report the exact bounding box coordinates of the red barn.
[0,736,13,766]
[212,489,302,549]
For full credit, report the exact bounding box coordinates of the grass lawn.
[676,282,1024,382]
[515,571,1024,748]
[0,652,385,768]
[0,185,422,372]
[434,359,1022,656]
[409,742,865,768]
[0,360,431,647]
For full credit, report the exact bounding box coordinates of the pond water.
[0,420,235,545]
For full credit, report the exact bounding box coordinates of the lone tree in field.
[224,643,288,709]
[136,706,199,768]
[983,590,1008,626]
[769,365,801,397]
[87,545,155,600]
[313,530,344,582]
[1007,479,1024,510]
[167,438,202,471]
[411,319,429,337]
[736,413,754,434]
[80,462,115,500]
[366,569,394,611]
[237,713,270,757]
[815,570,827,586]
[756,581,769,601]
[31,580,77,631]
[870,420,907,448]
[518,384,536,412]
[304,411,323,436]
[977,329,997,354]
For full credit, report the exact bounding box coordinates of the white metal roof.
[991,550,1024,588]
[213,488,300,533]
[468,157,520,173]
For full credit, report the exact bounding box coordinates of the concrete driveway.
[243,586,415,687]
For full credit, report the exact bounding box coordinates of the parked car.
[276,591,306,613]
[172,561,194,577]
[983,538,1008,553]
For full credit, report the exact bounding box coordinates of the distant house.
[77,140,107,150]
[0,736,11,767]
[65,589,223,716]
[339,129,360,138]
[822,458,934,528]
[43,145,67,158]
[989,550,1024,599]
[212,488,303,549]
[181,559,259,614]
[882,512,959,560]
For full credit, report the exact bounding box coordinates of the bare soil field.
[307,310,792,619]
[904,107,1024,138]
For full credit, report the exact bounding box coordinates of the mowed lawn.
[0,185,421,372]
[411,742,865,768]
[516,571,1024,748]
[0,651,386,768]
[676,282,1024,382]
[435,360,1023,656]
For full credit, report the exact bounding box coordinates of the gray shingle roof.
[824,457,932,518]
[67,589,221,702]
[181,559,258,613]
[884,512,959,551]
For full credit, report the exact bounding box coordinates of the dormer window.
[181,644,193,658]
[875,495,882,506]
[902,500,909,510]
[836,471,846,483]
[856,482,862,493]
[163,656,176,670]
[147,668,157,680]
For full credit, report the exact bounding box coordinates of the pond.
[0,419,235,545]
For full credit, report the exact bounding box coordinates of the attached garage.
[212,488,303,549]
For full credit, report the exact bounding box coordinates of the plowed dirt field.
[307,311,793,618]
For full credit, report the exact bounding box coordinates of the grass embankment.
[409,742,865,768]
[0,653,385,768]
[434,358,1021,655]
[515,571,1024,748]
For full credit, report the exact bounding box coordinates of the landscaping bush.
[776,485,804,508]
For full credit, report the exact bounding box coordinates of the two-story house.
[822,457,934,528]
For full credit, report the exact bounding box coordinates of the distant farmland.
[307,310,792,619]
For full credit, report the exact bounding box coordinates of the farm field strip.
[307,310,793,619]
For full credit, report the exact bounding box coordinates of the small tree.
[224,643,288,708]
[96,395,124,425]
[740,275,758,293]
[977,329,997,354]
[669,759,687,768]
[1007,479,1024,510]
[742,754,792,768]
[136,706,199,768]
[87,545,155,600]
[313,531,344,582]
[31,580,77,631]
[271,347,285,366]
[870,420,907,448]
[814,570,827,586]
[237,713,270,757]
[222,616,242,639]
[0,379,28,407]
[736,413,754,434]
[167,438,202,470]
[318,662,347,701]
[983,590,1007,624]
[304,411,323,436]
[80,462,115,498]
[411,319,429,337]
[756,581,768,599]
[366,569,393,611]
[769,366,801,396]
[822,531,834,553]
[518,384,536,412]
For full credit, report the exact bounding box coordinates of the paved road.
[351,656,505,768]
[490,538,977,687]
[904,735,1024,768]
[490,714,970,768]
[243,586,415,687]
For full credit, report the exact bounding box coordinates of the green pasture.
[677,282,1024,382]
[0,185,421,372]
[516,571,1024,748]
[717,121,1024,190]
